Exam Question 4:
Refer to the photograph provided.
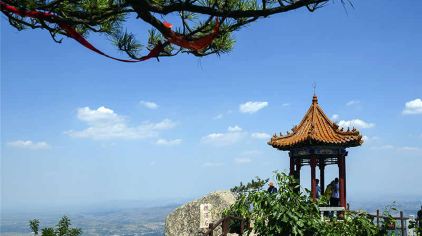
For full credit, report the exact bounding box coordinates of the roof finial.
[312,82,318,104]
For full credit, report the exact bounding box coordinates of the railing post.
[400,211,405,236]
[376,209,380,227]
[222,218,229,236]
[240,219,244,235]
[208,223,213,236]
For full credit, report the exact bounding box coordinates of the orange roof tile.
[268,96,363,150]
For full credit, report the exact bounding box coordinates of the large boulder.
[165,190,236,236]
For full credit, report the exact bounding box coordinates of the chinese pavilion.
[268,95,363,208]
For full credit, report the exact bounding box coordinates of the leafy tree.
[29,216,82,236]
[225,171,381,235]
[41,228,56,236]
[0,0,350,61]
[29,219,40,235]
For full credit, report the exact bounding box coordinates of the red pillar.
[339,155,346,208]
[319,160,325,195]
[295,158,301,192]
[344,156,347,207]
[310,156,317,200]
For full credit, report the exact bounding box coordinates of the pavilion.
[267,95,363,208]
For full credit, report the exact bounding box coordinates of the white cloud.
[7,140,50,150]
[331,114,340,121]
[202,162,224,167]
[77,106,123,124]
[282,103,290,107]
[239,101,268,114]
[402,98,422,115]
[66,106,176,140]
[201,126,246,146]
[234,157,252,164]
[338,119,375,129]
[228,125,242,132]
[140,101,159,109]
[251,132,271,139]
[147,119,176,130]
[156,138,182,146]
[346,100,360,106]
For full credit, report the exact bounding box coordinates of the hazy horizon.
[2,184,422,214]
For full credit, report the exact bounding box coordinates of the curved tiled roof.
[268,96,363,150]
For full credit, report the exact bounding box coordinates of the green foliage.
[41,228,56,236]
[29,216,82,236]
[2,0,332,59]
[225,171,382,236]
[408,219,422,234]
[318,211,380,236]
[379,203,398,234]
[29,219,40,235]
[113,30,143,58]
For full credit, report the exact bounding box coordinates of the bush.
[224,171,381,236]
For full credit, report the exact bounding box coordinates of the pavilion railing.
[319,206,345,219]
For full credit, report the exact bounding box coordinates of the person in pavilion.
[267,181,277,194]
[324,180,334,200]
[316,179,321,199]
[330,178,340,207]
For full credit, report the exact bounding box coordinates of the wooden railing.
[203,216,246,236]
[367,209,420,236]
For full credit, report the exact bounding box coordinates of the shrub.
[225,171,381,236]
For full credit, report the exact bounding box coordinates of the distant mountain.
[1,204,179,236]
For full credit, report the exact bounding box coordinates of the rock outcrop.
[165,190,236,236]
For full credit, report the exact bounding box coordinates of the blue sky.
[1,0,421,211]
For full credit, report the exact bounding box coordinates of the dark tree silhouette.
[1,0,349,61]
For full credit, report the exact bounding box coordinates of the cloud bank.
[201,126,246,146]
[66,106,175,140]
